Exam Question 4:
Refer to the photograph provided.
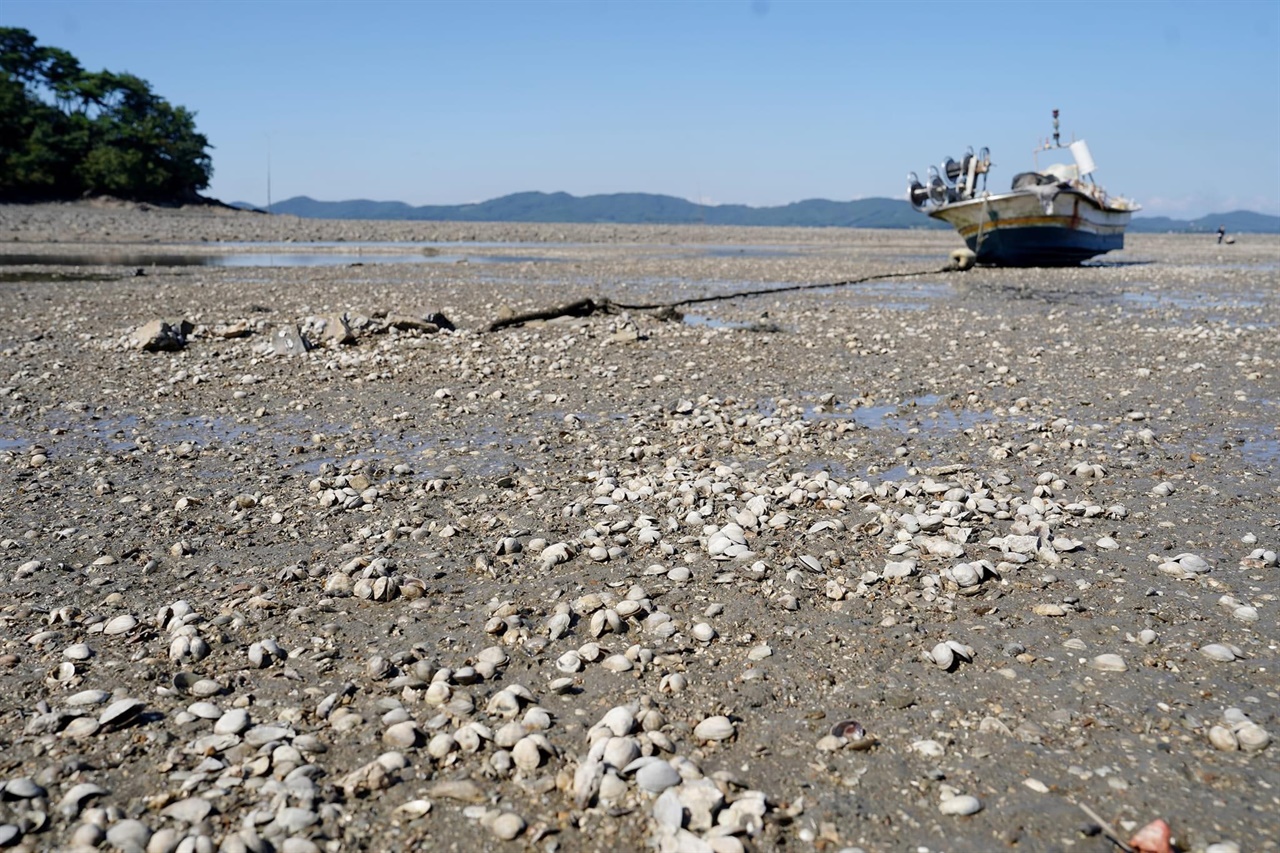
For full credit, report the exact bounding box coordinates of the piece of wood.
[485,298,617,332]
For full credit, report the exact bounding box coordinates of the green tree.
[0,27,213,201]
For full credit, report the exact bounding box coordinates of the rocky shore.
[0,202,1276,853]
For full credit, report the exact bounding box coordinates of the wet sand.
[0,202,1276,853]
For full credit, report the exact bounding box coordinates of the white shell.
[1235,722,1271,752]
[1208,725,1239,751]
[512,736,544,771]
[928,642,955,670]
[1090,654,1128,672]
[600,706,636,737]
[1200,643,1239,662]
[693,715,735,741]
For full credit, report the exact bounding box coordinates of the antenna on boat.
[1052,109,1060,148]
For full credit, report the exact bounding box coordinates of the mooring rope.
[484,264,958,332]
[608,265,954,311]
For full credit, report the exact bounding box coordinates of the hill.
[260,193,951,229]
[1127,210,1280,234]
[249,192,1280,233]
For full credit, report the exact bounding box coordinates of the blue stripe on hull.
[966,227,1124,267]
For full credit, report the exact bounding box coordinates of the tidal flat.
[0,201,1276,853]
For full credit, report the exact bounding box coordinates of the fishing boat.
[907,111,1140,266]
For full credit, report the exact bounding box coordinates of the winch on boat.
[907,110,1140,267]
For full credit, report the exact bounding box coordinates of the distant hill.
[245,191,1280,233]
[260,192,950,229]
[1127,210,1280,234]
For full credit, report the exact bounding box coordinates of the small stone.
[427,779,485,803]
[106,819,152,849]
[273,807,318,833]
[938,795,982,816]
[160,797,213,824]
[653,787,684,830]
[488,811,525,841]
[214,709,250,735]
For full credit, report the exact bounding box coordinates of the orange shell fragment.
[1127,818,1172,853]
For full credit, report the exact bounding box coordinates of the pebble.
[160,797,213,824]
[938,795,982,816]
[487,811,526,841]
[215,708,250,735]
[105,819,152,849]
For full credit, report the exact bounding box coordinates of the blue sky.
[6,0,1279,218]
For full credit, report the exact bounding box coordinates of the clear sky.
[6,0,1279,218]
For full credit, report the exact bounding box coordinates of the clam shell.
[693,715,735,741]
[1235,722,1271,752]
[1208,725,1239,751]
[99,698,144,729]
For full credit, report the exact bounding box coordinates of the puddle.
[0,241,814,271]
[1241,438,1279,467]
[855,280,952,310]
[865,463,912,482]
[19,408,554,486]
[805,394,992,434]
[1119,290,1267,312]
[0,270,120,283]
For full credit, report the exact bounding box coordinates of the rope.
[608,265,954,312]
[483,263,960,332]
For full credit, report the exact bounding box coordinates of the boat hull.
[929,189,1132,266]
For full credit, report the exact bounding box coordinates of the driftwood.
[484,298,619,332]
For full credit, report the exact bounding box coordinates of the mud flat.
[0,202,1277,853]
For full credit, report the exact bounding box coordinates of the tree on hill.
[0,27,212,202]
